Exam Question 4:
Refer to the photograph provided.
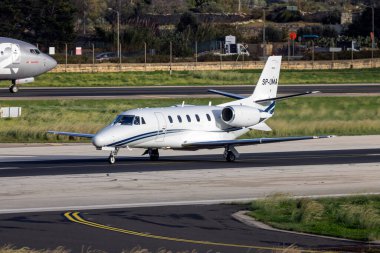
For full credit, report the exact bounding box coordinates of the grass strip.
[0,96,379,143]
[0,68,379,87]
[249,194,380,241]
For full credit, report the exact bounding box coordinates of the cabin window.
[177,115,182,123]
[168,116,173,123]
[141,117,146,124]
[186,115,191,122]
[133,116,140,125]
[195,114,200,122]
[206,114,212,121]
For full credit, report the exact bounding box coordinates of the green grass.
[0,96,379,143]
[0,68,379,87]
[249,194,380,241]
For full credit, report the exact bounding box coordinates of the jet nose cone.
[92,134,107,147]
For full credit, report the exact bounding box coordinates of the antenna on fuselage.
[182,101,185,107]
[208,101,212,106]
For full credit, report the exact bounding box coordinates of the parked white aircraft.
[49,56,332,164]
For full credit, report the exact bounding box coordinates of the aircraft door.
[154,112,167,142]
[11,44,21,64]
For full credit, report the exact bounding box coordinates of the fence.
[44,40,380,65]
[50,58,380,73]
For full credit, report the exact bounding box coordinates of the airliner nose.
[45,55,57,71]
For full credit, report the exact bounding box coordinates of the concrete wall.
[51,58,380,73]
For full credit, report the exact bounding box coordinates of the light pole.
[371,6,374,67]
[108,8,120,59]
[263,8,266,58]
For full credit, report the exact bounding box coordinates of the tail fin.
[251,56,282,101]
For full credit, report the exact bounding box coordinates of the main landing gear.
[108,148,119,164]
[148,148,159,161]
[223,146,240,162]
[142,148,160,161]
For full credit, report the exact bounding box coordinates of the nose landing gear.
[108,148,119,164]
[9,81,19,93]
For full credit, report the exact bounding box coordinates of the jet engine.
[221,105,262,127]
[14,77,35,85]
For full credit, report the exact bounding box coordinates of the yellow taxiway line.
[64,211,330,252]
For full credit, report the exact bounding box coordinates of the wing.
[255,91,320,103]
[208,89,246,100]
[182,135,335,149]
[47,131,95,139]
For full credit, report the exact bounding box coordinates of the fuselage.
[92,105,250,150]
[0,37,57,81]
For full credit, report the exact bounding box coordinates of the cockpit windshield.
[113,115,140,126]
[30,49,41,55]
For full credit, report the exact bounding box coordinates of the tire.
[226,151,236,162]
[150,154,159,161]
[108,155,116,164]
[10,85,19,93]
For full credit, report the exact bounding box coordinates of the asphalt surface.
[1,148,380,177]
[1,149,380,252]
[1,84,380,98]
[0,205,378,253]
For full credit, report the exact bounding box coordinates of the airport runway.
[0,205,377,253]
[1,148,380,178]
[1,84,380,99]
[1,137,380,252]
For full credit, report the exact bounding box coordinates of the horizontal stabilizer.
[182,135,335,149]
[208,89,246,100]
[249,122,272,132]
[255,91,320,103]
[47,131,95,139]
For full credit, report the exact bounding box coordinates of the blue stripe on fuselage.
[106,127,243,147]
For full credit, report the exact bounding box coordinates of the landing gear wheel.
[9,85,19,93]
[225,151,236,162]
[149,149,159,161]
[108,155,116,164]
[108,148,119,164]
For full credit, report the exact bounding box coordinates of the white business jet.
[49,56,332,164]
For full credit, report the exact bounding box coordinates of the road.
[1,84,380,99]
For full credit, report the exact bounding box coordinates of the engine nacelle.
[15,77,35,85]
[221,105,261,127]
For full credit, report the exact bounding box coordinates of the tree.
[347,7,380,38]
[0,0,33,40]
[259,26,287,42]
[0,0,76,45]
[30,0,77,45]
[177,12,199,33]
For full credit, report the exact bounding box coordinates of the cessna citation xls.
[49,56,333,164]
[0,37,57,93]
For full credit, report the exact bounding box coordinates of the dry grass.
[0,96,379,142]
[0,246,69,253]
[0,245,308,253]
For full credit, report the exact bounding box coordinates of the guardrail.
[50,58,380,73]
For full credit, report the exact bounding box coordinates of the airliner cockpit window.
[113,115,135,125]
